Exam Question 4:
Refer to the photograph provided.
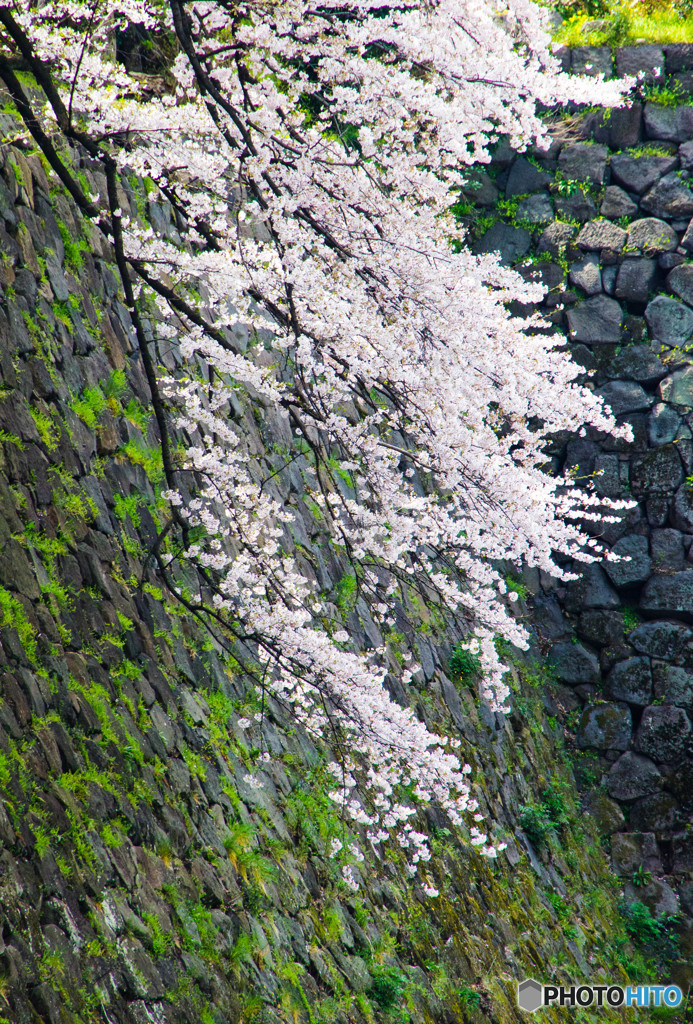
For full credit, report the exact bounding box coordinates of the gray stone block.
[615,257,657,302]
[660,365,693,405]
[607,752,662,800]
[630,444,683,496]
[577,702,632,751]
[665,43,693,74]
[635,704,691,761]
[644,103,693,142]
[641,172,693,219]
[558,142,608,186]
[598,380,652,416]
[505,157,553,197]
[645,294,693,342]
[515,193,553,224]
[547,641,600,685]
[555,189,597,223]
[566,294,622,344]
[616,45,665,82]
[609,345,665,386]
[641,569,693,614]
[627,217,678,256]
[569,255,602,295]
[646,401,679,446]
[610,153,678,196]
[571,46,613,78]
[650,528,686,572]
[537,220,576,257]
[667,264,693,306]
[473,222,530,266]
[601,186,638,220]
[611,831,662,873]
[577,218,627,252]
[629,620,692,659]
[605,535,652,589]
[653,662,693,710]
[565,564,622,611]
[604,657,653,706]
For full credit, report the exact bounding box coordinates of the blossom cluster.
[0,0,629,877]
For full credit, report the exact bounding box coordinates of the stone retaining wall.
[471,46,693,968]
[0,91,647,1023]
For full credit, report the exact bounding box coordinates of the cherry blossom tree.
[0,0,628,876]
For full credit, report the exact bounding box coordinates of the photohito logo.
[517,980,683,1012]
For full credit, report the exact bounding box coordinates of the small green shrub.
[458,985,482,1011]
[449,642,482,682]
[368,966,405,1010]
[619,899,680,969]
[519,786,570,849]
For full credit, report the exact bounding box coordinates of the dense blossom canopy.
[0,0,628,874]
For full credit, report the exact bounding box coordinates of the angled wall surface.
[0,44,692,1024]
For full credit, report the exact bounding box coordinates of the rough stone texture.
[648,403,681,445]
[653,662,693,710]
[604,657,653,706]
[505,157,553,197]
[607,345,665,386]
[577,609,626,647]
[659,366,693,406]
[635,705,691,761]
[610,153,678,195]
[7,57,693,1017]
[641,172,693,219]
[627,217,678,256]
[558,143,608,186]
[611,832,662,874]
[566,295,623,344]
[630,444,683,496]
[577,702,632,751]
[473,221,530,265]
[645,295,693,344]
[516,193,553,224]
[604,535,652,587]
[668,267,693,317]
[607,752,662,801]
[599,380,653,416]
[569,255,602,295]
[547,641,600,685]
[576,219,627,253]
[615,45,665,80]
[672,482,693,532]
[564,563,621,611]
[665,43,693,73]
[644,104,693,143]
[555,190,597,223]
[614,257,657,303]
[537,220,576,257]
[583,790,626,834]
[640,570,693,615]
[600,186,638,220]
[0,104,672,1024]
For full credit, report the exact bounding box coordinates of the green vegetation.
[0,585,38,662]
[519,786,571,850]
[70,384,107,430]
[449,641,482,683]
[619,900,680,970]
[29,407,60,451]
[368,967,406,1010]
[550,1,693,46]
[336,570,358,614]
[57,218,90,272]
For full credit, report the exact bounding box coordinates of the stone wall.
[0,63,690,1024]
[471,43,693,980]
